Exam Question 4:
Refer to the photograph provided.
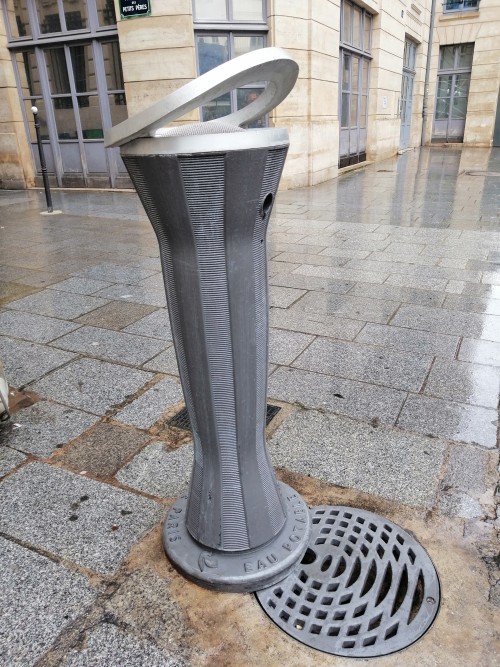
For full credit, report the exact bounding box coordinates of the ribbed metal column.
[122,144,311,590]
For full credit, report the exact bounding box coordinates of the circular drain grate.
[256,506,440,658]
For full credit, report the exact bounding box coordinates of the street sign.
[119,0,150,19]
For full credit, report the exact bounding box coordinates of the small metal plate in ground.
[167,404,281,432]
[256,506,440,658]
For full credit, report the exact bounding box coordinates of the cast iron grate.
[256,506,440,658]
[167,404,281,432]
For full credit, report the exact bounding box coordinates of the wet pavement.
[0,146,499,665]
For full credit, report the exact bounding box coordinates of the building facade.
[0,0,499,191]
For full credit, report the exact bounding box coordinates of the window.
[193,0,265,23]
[403,39,417,71]
[4,1,127,187]
[193,0,268,127]
[341,0,372,55]
[443,0,479,12]
[339,0,372,167]
[4,0,116,41]
[433,44,474,142]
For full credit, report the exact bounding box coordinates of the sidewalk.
[0,146,499,666]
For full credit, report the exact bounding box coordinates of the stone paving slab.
[438,442,497,520]
[292,337,432,392]
[269,307,364,340]
[143,346,179,375]
[293,290,400,324]
[47,276,113,295]
[392,304,500,342]
[272,251,349,268]
[6,290,110,320]
[316,245,371,260]
[0,265,33,282]
[397,394,498,449]
[138,273,167,289]
[0,335,76,387]
[0,280,38,306]
[268,241,329,255]
[0,463,164,574]
[94,284,167,307]
[76,301,158,330]
[423,357,500,408]
[61,623,182,667]
[268,271,355,294]
[268,408,446,507]
[2,401,99,457]
[115,377,184,430]
[31,358,153,415]
[101,568,193,663]
[51,325,167,366]
[442,293,500,315]
[269,328,314,365]
[355,323,459,357]
[123,308,173,340]
[0,445,26,477]
[268,285,306,308]
[0,309,80,343]
[116,442,192,498]
[458,338,500,366]
[294,263,389,284]
[462,283,500,299]
[75,263,158,284]
[57,422,151,476]
[350,282,445,307]
[267,260,302,276]
[268,366,406,424]
[385,273,448,292]
[0,537,97,666]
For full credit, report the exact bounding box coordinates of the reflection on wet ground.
[0,146,499,452]
[0,146,498,666]
[279,147,500,230]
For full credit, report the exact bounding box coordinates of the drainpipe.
[421,0,437,145]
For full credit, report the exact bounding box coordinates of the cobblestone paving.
[0,147,499,665]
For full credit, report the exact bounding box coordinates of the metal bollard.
[105,48,311,592]
[31,106,53,214]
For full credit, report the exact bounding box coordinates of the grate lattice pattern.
[168,404,281,432]
[256,506,440,658]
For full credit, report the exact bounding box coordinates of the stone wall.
[0,14,34,189]
[425,0,500,146]
[115,0,198,122]
[367,0,431,162]
[269,0,340,188]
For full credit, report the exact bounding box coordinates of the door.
[433,44,474,143]
[339,50,369,167]
[399,39,417,150]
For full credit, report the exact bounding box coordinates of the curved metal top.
[104,47,298,148]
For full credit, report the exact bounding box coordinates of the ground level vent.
[256,505,440,658]
[167,404,281,432]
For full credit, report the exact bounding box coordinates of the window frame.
[2,0,118,45]
[340,0,372,56]
[193,0,268,125]
[442,0,479,13]
[192,0,268,28]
